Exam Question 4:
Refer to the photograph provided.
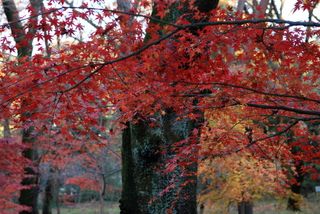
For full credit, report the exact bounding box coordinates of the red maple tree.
[0,0,319,212]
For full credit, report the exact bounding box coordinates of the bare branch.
[2,6,320,31]
[246,103,320,117]
[271,0,281,19]
[178,81,320,104]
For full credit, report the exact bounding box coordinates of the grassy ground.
[204,194,320,214]
[47,195,320,214]
[252,199,320,214]
[51,202,119,214]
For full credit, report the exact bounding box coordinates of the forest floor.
[204,194,320,214]
[52,201,119,214]
[50,195,320,214]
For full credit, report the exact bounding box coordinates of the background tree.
[199,152,288,214]
[1,0,42,213]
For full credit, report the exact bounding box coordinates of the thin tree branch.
[271,0,281,19]
[177,81,320,104]
[59,28,181,93]
[2,6,320,30]
[210,120,299,159]
[246,103,320,117]
[0,27,180,105]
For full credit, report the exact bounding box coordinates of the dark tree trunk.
[238,201,253,214]
[120,1,219,213]
[42,169,54,214]
[119,123,139,213]
[287,161,304,211]
[120,111,199,214]
[42,181,53,214]
[2,119,11,138]
[1,1,42,213]
[19,127,39,214]
[199,203,205,214]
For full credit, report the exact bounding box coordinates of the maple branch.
[2,6,320,31]
[250,120,299,143]
[0,27,180,105]
[61,6,181,28]
[210,120,299,159]
[313,14,320,22]
[55,7,320,28]
[179,81,320,104]
[61,64,105,93]
[0,6,179,30]
[261,114,320,122]
[0,8,62,29]
[56,9,320,31]
[64,1,99,29]
[246,103,320,117]
[59,28,181,93]
[271,0,281,19]
[183,19,320,29]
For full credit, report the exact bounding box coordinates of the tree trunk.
[119,123,140,214]
[2,119,11,138]
[120,1,219,213]
[56,202,61,214]
[287,161,304,211]
[42,168,54,214]
[238,201,253,214]
[1,0,42,213]
[42,180,53,214]
[120,111,199,213]
[19,127,40,214]
[99,193,105,214]
[52,169,61,214]
[199,203,205,214]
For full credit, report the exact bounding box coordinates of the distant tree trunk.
[199,203,205,214]
[99,193,105,214]
[2,1,42,212]
[99,174,106,214]
[42,168,55,214]
[238,201,253,214]
[287,161,304,211]
[50,169,61,214]
[3,119,11,138]
[120,1,219,213]
[55,183,61,214]
[42,179,53,214]
[56,201,61,214]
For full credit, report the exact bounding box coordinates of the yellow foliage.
[199,152,288,211]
